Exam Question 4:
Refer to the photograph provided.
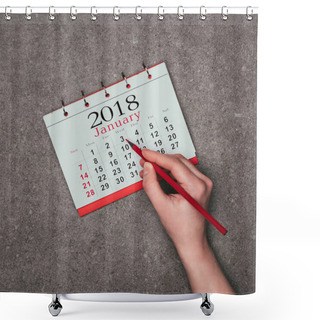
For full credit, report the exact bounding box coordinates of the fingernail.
[144,162,152,175]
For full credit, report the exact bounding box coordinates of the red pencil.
[126,139,227,236]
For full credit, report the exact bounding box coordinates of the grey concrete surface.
[0,14,257,294]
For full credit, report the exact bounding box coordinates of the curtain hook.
[5,6,12,21]
[91,6,97,21]
[25,6,32,20]
[70,6,77,21]
[158,6,164,20]
[113,6,120,21]
[49,6,55,21]
[221,6,228,21]
[177,6,184,20]
[200,6,207,20]
[246,6,253,21]
[135,6,142,20]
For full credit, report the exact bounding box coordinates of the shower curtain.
[0,10,257,295]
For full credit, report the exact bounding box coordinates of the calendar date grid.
[75,110,181,203]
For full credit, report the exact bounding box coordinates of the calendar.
[43,62,198,216]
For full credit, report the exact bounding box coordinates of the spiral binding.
[61,63,153,117]
[1,6,256,21]
[61,100,68,117]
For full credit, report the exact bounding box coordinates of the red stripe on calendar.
[78,180,144,217]
[189,156,198,165]
[77,156,198,217]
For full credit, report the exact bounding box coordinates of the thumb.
[142,162,168,209]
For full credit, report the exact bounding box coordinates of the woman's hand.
[139,149,234,294]
[139,149,212,253]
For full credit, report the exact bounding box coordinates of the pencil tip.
[126,139,134,148]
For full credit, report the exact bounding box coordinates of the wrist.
[175,235,211,265]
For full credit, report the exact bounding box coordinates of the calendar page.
[43,62,197,216]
